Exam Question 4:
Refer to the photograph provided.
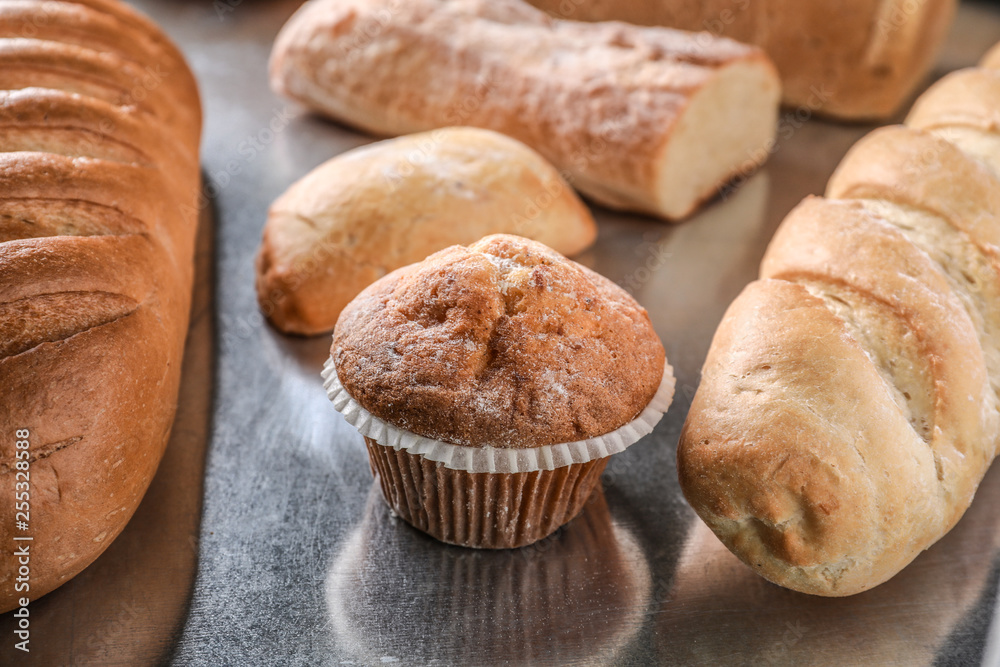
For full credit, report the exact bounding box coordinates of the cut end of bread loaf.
[652,60,780,220]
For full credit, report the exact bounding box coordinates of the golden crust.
[334,234,666,448]
[270,0,779,220]
[827,126,1000,254]
[984,42,1000,70]
[906,69,1000,137]
[679,278,936,596]
[679,54,1000,596]
[525,0,956,121]
[256,127,597,335]
[0,0,201,611]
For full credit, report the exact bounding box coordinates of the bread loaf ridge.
[0,0,201,610]
[269,0,780,221]
[678,47,1000,596]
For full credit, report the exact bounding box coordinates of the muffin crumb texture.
[334,235,665,448]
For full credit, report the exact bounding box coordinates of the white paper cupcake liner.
[322,356,675,474]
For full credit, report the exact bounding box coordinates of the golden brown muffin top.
[332,234,665,449]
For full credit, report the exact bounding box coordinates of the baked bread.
[526,0,956,121]
[326,234,673,547]
[677,46,1000,596]
[269,0,780,221]
[984,42,1000,70]
[0,0,201,610]
[256,127,596,335]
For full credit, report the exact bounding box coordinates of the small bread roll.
[256,127,596,335]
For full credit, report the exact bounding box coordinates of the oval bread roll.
[256,127,597,335]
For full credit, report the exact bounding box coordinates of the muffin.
[323,234,673,548]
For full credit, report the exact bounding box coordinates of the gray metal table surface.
[5,1,1000,665]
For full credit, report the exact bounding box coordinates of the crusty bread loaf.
[269,0,780,221]
[526,0,956,121]
[0,0,201,611]
[677,46,1000,596]
[256,127,596,335]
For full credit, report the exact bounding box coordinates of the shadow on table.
[657,461,1000,666]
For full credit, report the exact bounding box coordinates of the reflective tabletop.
[3,1,1000,665]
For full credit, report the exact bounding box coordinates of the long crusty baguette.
[269,0,780,221]
[256,127,596,335]
[526,0,956,121]
[0,0,201,611]
[678,47,1000,596]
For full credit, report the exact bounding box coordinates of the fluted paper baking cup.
[322,356,674,474]
[366,439,607,548]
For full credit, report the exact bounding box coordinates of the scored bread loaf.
[0,0,201,610]
[678,46,1000,596]
[269,0,780,221]
[526,0,956,121]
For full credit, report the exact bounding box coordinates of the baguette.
[269,0,780,221]
[677,47,1000,596]
[526,0,956,121]
[0,0,201,610]
[256,127,596,335]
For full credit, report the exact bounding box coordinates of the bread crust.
[678,53,1000,595]
[0,0,201,611]
[526,0,956,121]
[984,42,1000,70]
[269,0,780,220]
[333,234,666,448]
[256,127,597,335]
